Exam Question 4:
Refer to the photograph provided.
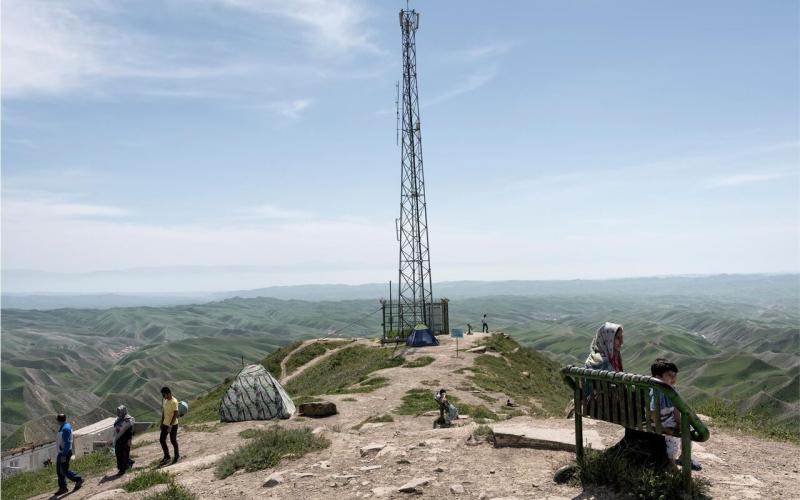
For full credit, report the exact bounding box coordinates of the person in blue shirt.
[55,413,83,495]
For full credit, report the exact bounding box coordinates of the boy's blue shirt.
[58,422,73,455]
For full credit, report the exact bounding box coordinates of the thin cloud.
[707,172,785,188]
[1,0,252,98]
[451,41,514,60]
[423,68,498,107]
[214,0,379,54]
[237,204,314,220]
[263,98,313,119]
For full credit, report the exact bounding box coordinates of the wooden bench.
[561,366,710,490]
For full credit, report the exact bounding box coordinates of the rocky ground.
[31,333,800,499]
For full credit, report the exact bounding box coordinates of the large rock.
[299,401,337,418]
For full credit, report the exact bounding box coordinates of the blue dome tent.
[405,324,439,347]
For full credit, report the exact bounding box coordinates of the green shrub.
[473,424,493,439]
[215,427,329,479]
[404,356,435,368]
[395,389,499,420]
[123,470,172,492]
[576,448,710,500]
[141,482,197,500]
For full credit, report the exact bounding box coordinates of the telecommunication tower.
[396,7,433,333]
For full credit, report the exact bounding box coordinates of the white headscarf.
[113,405,135,445]
[584,322,622,369]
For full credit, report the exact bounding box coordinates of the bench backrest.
[561,366,709,442]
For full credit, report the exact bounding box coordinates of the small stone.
[434,467,445,473]
[291,472,316,479]
[263,473,284,488]
[450,484,465,494]
[361,481,370,486]
[489,469,495,474]
[372,487,395,497]
[398,477,433,493]
[359,443,386,457]
[329,482,338,488]
[478,492,488,500]
[397,459,411,465]
[360,465,382,471]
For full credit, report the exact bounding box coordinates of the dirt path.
[281,339,368,385]
[32,333,799,500]
[279,339,315,381]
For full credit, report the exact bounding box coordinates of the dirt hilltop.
[31,333,799,499]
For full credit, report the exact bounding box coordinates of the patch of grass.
[215,427,330,479]
[141,482,197,500]
[180,381,229,424]
[576,448,710,500]
[396,389,440,415]
[459,403,499,421]
[285,346,403,397]
[348,376,390,393]
[473,424,494,440]
[183,423,220,433]
[470,334,567,415]
[419,379,440,386]
[353,414,394,430]
[404,356,435,368]
[395,389,499,421]
[123,470,172,492]
[695,399,800,443]
[239,429,260,439]
[261,341,304,376]
[132,439,156,450]
[284,341,351,375]
[2,451,116,500]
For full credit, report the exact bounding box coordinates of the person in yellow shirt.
[159,387,180,465]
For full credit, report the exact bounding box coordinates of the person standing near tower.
[482,314,489,333]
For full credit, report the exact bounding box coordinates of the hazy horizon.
[2,267,797,295]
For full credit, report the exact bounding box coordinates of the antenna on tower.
[395,81,400,146]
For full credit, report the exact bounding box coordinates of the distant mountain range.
[3,273,797,309]
[2,274,797,449]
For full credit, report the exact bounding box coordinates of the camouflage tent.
[219,364,295,422]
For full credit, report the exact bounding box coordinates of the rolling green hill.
[2,275,797,448]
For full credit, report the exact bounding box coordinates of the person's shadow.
[99,471,125,484]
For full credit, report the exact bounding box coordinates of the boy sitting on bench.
[650,358,702,471]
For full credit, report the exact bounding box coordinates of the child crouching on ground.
[650,358,702,471]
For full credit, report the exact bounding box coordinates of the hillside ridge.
[12,333,798,500]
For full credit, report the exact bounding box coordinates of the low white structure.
[1,442,58,477]
[73,417,116,457]
[1,416,118,477]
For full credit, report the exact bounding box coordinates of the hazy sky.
[2,0,798,288]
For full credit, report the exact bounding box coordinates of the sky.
[2,0,799,292]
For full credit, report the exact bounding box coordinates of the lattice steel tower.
[396,7,433,333]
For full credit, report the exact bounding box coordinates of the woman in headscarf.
[112,405,136,474]
[585,322,624,372]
